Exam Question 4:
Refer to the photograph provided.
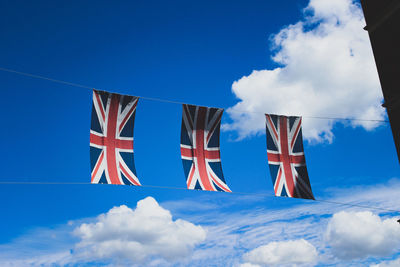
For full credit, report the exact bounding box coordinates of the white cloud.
[1,180,400,266]
[326,211,400,259]
[225,0,384,142]
[371,258,400,267]
[0,252,73,267]
[242,239,318,266]
[73,196,206,264]
[239,263,261,267]
[182,180,400,266]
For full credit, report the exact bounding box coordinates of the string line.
[0,67,396,212]
[0,181,398,213]
[0,67,389,123]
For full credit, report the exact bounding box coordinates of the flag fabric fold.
[90,89,141,186]
[180,104,231,192]
[265,114,314,199]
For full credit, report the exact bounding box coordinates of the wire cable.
[0,67,389,123]
[0,181,398,213]
[0,67,93,89]
[0,68,396,212]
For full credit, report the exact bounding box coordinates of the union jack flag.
[265,114,314,199]
[180,104,231,192]
[90,90,141,186]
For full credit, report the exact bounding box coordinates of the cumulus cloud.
[326,211,400,260]
[73,196,206,264]
[1,181,400,266]
[225,0,384,142]
[242,239,318,266]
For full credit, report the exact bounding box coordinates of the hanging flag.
[265,114,314,199]
[180,104,231,192]
[90,90,141,186]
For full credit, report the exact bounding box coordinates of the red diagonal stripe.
[210,172,231,192]
[291,118,302,149]
[119,162,140,186]
[186,165,196,188]
[91,151,104,182]
[183,104,194,130]
[206,110,222,144]
[119,99,137,133]
[94,91,106,122]
[274,167,282,195]
[266,115,279,140]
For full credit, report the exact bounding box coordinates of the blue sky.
[0,0,399,266]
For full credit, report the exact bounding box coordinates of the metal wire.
[0,181,398,213]
[0,67,389,123]
[0,67,396,212]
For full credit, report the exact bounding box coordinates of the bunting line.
[0,181,398,213]
[0,67,396,212]
[0,67,389,123]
